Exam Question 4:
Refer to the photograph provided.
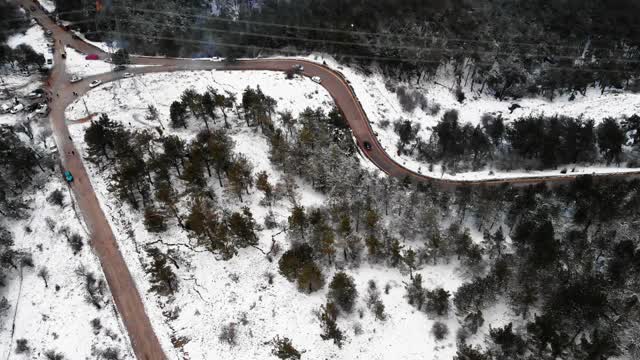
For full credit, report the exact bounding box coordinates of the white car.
[70,75,82,83]
[89,80,102,88]
[311,76,321,84]
[123,73,134,78]
[10,103,24,114]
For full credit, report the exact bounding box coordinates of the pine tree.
[146,247,178,295]
[328,272,358,313]
[297,261,324,293]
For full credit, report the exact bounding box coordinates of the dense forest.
[55,0,640,98]
[83,83,640,358]
[389,111,640,173]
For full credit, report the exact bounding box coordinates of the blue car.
[64,170,74,183]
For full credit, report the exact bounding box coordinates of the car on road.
[114,65,126,71]
[89,80,102,88]
[123,73,134,78]
[311,76,321,84]
[70,75,82,83]
[363,141,372,151]
[64,170,74,183]
[46,58,53,65]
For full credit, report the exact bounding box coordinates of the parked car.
[114,65,126,71]
[123,72,134,78]
[28,91,42,98]
[89,80,102,88]
[27,103,40,112]
[311,76,321,84]
[46,58,53,65]
[85,54,99,60]
[363,141,372,151]
[1,103,11,113]
[10,103,24,114]
[64,170,74,183]
[35,103,49,115]
[70,75,82,83]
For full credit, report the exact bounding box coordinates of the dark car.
[363,141,372,151]
[114,65,127,71]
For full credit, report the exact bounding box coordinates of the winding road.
[20,0,640,359]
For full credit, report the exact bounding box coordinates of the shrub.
[68,233,83,254]
[278,243,314,281]
[45,350,65,360]
[15,339,29,354]
[91,318,102,334]
[144,207,167,233]
[100,347,121,360]
[426,287,451,316]
[432,321,449,340]
[318,304,345,348]
[219,322,238,346]
[271,336,301,360]
[328,272,358,313]
[47,189,65,207]
[297,262,325,294]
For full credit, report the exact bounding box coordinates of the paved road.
[21,1,640,359]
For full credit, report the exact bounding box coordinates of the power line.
[102,30,640,75]
[111,4,638,53]
[94,16,640,66]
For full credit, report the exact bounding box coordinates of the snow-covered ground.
[7,24,51,57]
[64,69,517,359]
[37,0,56,13]
[65,47,114,78]
[0,167,132,359]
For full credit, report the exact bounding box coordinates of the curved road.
[21,1,640,359]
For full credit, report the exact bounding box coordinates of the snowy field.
[0,167,132,359]
[65,70,517,359]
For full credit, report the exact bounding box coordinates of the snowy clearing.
[0,172,132,359]
[64,69,516,359]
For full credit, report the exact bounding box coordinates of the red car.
[85,54,99,60]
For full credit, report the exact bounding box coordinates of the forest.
[53,0,640,99]
[390,110,640,173]
[80,83,640,359]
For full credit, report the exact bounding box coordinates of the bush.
[91,318,102,334]
[297,262,325,293]
[100,347,121,360]
[47,189,65,207]
[45,350,65,360]
[318,304,345,348]
[432,321,449,340]
[271,336,301,360]
[219,322,238,346]
[15,339,29,354]
[328,272,358,313]
[68,233,83,254]
[426,287,451,316]
[144,207,167,233]
[278,243,314,281]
